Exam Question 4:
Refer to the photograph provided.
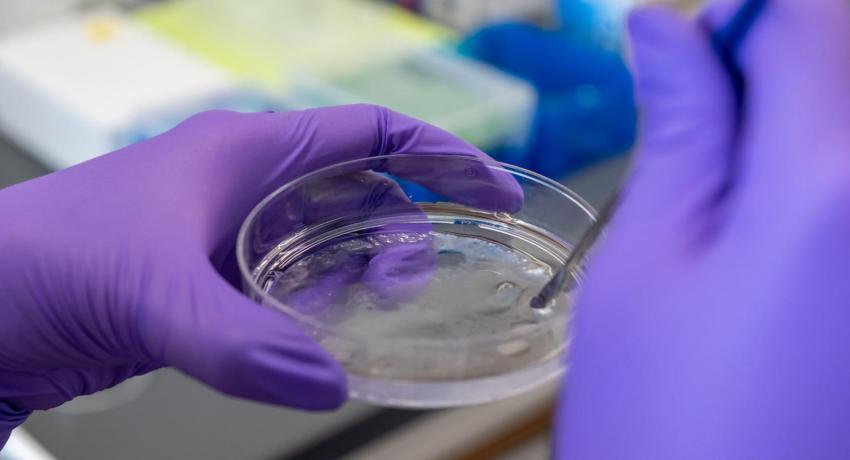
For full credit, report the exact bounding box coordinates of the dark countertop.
[0,135,46,187]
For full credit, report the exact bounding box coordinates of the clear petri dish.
[237,154,596,408]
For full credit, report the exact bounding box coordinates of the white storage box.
[0,10,239,169]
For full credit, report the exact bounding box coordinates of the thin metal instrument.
[529,190,619,309]
[529,0,769,309]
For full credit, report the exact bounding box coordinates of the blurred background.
[0,0,671,458]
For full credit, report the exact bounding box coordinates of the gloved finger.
[159,105,523,254]
[704,0,850,202]
[360,222,436,308]
[617,7,735,240]
[280,230,435,315]
[267,104,522,212]
[259,172,435,315]
[162,263,347,410]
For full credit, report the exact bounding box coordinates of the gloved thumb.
[160,263,347,410]
[619,6,736,228]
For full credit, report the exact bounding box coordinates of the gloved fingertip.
[271,345,349,410]
[627,3,730,117]
[303,365,349,410]
[165,274,349,410]
[498,173,525,214]
[628,7,691,107]
[195,326,349,410]
[628,5,684,46]
[362,243,436,309]
[261,350,349,411]
[699,0,747,32]
[281,262,365,316]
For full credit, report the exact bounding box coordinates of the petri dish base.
[238,155,595,408]
[347,353,564,408]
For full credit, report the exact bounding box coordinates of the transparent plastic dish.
[237,154,596,408]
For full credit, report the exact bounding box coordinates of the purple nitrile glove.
[264,171,439,314]
[0,104,521,448]
[556,1,850,458]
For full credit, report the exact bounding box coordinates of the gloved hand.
[256,171,439,315]
[556,1,850,458]
[250,155,522,314]
[0,104,520,448]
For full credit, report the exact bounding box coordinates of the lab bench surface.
[0,132,627,460]
[25,369,380,460]
[0,135,46,187]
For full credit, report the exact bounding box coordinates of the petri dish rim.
[236,153,597,349]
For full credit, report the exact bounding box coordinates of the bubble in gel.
[437,250,467,267]
[489,281,521,307]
